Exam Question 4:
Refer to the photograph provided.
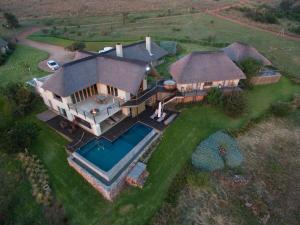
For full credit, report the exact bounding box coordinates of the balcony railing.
[67,95,123,124]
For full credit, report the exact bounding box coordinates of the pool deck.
[45,115,96,151]
[41,106,178,151]
[102,107,178,142]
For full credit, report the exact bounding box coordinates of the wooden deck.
[46,115,95,151]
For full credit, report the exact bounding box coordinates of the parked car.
[47,60,60,70]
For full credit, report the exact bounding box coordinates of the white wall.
[177,79,241,92]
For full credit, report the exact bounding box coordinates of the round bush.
[191,131,244,171]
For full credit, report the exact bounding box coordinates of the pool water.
[77,123,152,172]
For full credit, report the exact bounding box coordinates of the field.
[153,111,300,225]
[1,0,238,19]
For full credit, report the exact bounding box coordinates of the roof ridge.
[99,40,146,55]
[63,55,97,67]
[100,55,148,65]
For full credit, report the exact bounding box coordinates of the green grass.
[0,152,46,225]
[28,76,299,225]
[28,35,134,52]
[0,44,48,86]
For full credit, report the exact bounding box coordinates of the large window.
[107,85,118,97]
[71,84,98,104]
[203,81,213,87]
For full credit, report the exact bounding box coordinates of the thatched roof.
[222,42,272,65]
[42,55,149,97]
[169,51,246,84]
[102,40,168,63]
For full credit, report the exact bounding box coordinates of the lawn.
[28,35,135,52]
[0,152,46,225]
[0,44,48,86]
[28,76,300,225]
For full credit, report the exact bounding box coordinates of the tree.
[3,12,19,29]
[238,58,263,89]
[65,41,86,51]
[206,87,224,107]
[2,121,40,153]
[223,92,247,117]
[1,82,36,116]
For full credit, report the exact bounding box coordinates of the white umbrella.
[158,102,162,118]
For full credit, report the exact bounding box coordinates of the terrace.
[68,95,124,124]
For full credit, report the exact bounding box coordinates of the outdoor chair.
[150,110,158,119]
[157,112,167,122]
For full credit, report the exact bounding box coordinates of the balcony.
[68,95,123,124]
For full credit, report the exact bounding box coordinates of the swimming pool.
[76,123,153,172]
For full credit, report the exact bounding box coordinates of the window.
[83,89,87,99]
[79,90,84,101]
[53,93,62,102]
[71,94,76,104]
[204,82,213,87]
[106,85,118,97]
[93,84,98,94]
[75,92,80,102]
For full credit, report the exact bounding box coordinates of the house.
[169,51,246,102]
[35,54,153,136]
[0,38,8,54]
[222,42,281,85]
[101,36,168,66]
[222,42,271,65]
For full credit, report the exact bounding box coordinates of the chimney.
[146,36,152,55]
[116,43,123,57]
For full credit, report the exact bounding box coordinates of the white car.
[47,60,60,71]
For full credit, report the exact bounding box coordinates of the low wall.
[251,74,281,85]
[176,95,204,103]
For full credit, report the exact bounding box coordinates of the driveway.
[17,27,75,72]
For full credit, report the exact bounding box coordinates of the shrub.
[192,131,244,172]
[270,101,293,116]
[289,25,300,34]
[244,8,279,24]
[65,41,85,51]
[3,121,40,153]
[238,58,263,89]
[3,12,20,28]
[1,82,36,116]
[206,87,223,107]
[223,92,247,117]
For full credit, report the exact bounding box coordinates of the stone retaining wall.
[251,74,281,85]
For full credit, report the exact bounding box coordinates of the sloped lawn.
[0,44,48,86]
[30,77,300,225]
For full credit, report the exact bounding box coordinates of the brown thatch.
[42,55,149,97]
[169,51,246,84]
[222,42,272,65]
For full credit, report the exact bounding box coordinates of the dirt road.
[17,27,75,72]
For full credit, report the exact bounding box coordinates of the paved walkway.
[17,27,75,72]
